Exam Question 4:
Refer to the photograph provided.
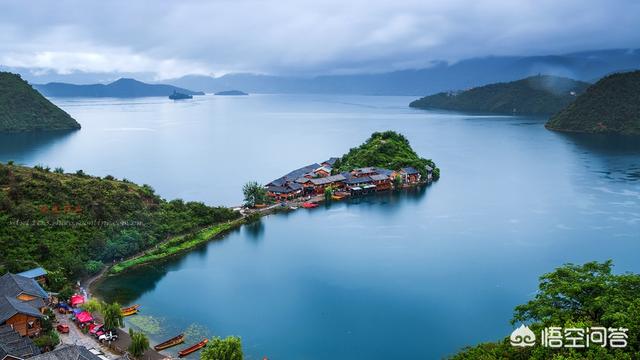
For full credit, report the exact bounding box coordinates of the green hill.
[334,131,440,180]
[0,162,239,285]
[546,71,640,135]
[409,75,589,115]
[0,72,81,132]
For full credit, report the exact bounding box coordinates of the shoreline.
[86,183,429,292]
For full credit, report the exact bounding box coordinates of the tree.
[393,174,404,189]
[201,336,243,360]
[58,285,74,303]
[128,329,149,359]
[242,181,267,207]
[81,298,102,313]
[324,186,333,201]
[101,302,124,331]
[452,261,640,359]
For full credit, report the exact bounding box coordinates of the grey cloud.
[1,0,639,78]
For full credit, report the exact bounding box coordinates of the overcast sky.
[1,0,639,79]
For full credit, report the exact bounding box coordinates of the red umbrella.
[76,311,93,323]
[70,294,85,307]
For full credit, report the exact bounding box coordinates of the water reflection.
[0,130,78,163]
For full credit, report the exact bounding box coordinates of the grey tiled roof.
[0,325,40,359]
[267,163,321,187]
[370,174,389,181]
[345,176,373,185]
[309,174,346,186]
[0,296,43,323]
[16,268,46,280]
[322,157,339,166]
[31,345,101,360]
[0,274,48,299]
[400,167,419,175]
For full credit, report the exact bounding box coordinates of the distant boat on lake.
[169,91,193,100]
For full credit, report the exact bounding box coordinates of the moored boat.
[169,91,193,100]
[302,202,318,208]
[154,333,185,351]
[178,339,208,357]
[121,308,139,316]
[121,304,140,313]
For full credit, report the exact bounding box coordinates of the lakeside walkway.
[55,305,169,360]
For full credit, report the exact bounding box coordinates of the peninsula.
[0,162,240,288]
[545,70,640,135]
[0,72,81,132]
[409,75,589,115]
[263,131,439,202]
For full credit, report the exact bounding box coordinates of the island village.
[264,157,433,205]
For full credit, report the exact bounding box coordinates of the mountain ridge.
[409,75,590,115]
[34,78,204,98]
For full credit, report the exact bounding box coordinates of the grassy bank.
[110,218,245,274]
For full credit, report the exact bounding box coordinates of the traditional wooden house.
[400,167,421,184]
[0,274,48,337]
[266,183,303,201]
[30,345,102,360]
[425,165,434,182]
[0,325,40,360]
[351,167,378,177]
[370,174,392,191]
[321,158,339,168]
[313,166,332,178]
[308,174,346,194]
[0,298,43,338]
[15,270,46,287]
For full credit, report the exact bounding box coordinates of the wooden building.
[0,274,48,338]
[400,167,421,184]
[15,270,46,287]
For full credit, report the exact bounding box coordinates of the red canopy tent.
[70,294,85,307]
[76,311,93,323]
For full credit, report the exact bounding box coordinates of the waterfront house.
[0,325,40,360]
[425,165,434,181]
[266,183,303,201]
[15,270,46,288]
[309,174,346,194]
[0,274,48,337]
[400,167,421,184]
[370,174,392,191]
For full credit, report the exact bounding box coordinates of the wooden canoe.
[121,308,138,316]
[178,339,208,357]
[120,304,140,313]
[154,333,185,351]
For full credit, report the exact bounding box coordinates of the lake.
[2,94,639,359]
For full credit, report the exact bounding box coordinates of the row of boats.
[154,333,208,357]
[120,304,208,357]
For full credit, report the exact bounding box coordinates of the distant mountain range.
[546,71,640,136]
[164,49,640,95]
[409,75,590,115]
[0,72,80,132]
[34,78,204,98]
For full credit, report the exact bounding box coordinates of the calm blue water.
[1,94,639,359]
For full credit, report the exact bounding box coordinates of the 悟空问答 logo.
[510,324,536,347]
